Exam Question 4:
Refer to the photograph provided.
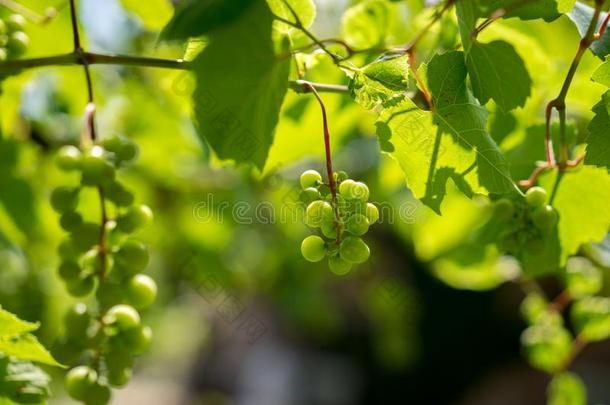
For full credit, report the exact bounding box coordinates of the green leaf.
[540,166,610,264]
[0,335,62,368]
[160,0,257,41]
[466,40,532,112]
[341,0,389,49]
[0,176,37,235]
[567,2,610,59]
[585,92,610,168]
[267,0,316,33]
[484,0,575,22]
[375,51,513,212]
[0,358,51,405]
[192,1,291,169]
[0,309,37,339]
[349,54,409,110]
[547,372,587,405]
[571,296,610,342]
[121,0,173,31]
[591,58,610,87]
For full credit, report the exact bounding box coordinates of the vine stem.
[303,81,342,244]
[67,0,108,280]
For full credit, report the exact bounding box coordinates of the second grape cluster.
[0,14,29,61]
[299,169,379,275]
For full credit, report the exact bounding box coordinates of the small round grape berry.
[56,145,82,171]
[525,187,547,208]
[328,254,352,275]
[346,214,369,236]
[115,239,149,273]
[71,222,100,252]
[50,186,79,213]
[305,200,333,228]
[64,303,91,339]
[116,141,138,162]
[300,187,321,203]
[339,179,356,198]
[107,367,132,388]
[339,236,370,264]
[6,14,26,31]
[124,274,158,309]
[81,146,115,186]
[351,182,369,201]
[116,204,153,233]
[7,31,29,56]
[105,304,141,330]
[66,275,97,297]
[65,366,97,401]
[300,170,322,189]
[301,235,327,262]
[87,383,112,405]
[493,198,514,221]
[58,260,82,280]
[123,325,153,355]
[531,205,557,233]
[365,203,379,224]
[60,211,83,232]
[335,171,349,183]
[105,181,135,207]
[321,221,338,239]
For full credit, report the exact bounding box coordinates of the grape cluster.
[51,136,156,405]
[299,169,379,275]
[0,14,29,61]
[493,186,558,256]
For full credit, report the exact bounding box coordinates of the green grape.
[351,182,369,201]
[300,235,327,262]
[497,230,518,252]
[570,296,610,342]
[51,336,83,365]
[305,200,333,228]
[58,239,79,260]
[493,198,514,221]
[104,348,134,372]
[365,203,379,224]
[565,257,602,299]
[346,214,369,236]
[520,293,548,325]
[124,274,158,309]
[105,305,141,330]
[66,275,97,297]
[56,145,82,171]
[101,134,123,153]
[96,280,123,308]
[521,324,572,373]
[65,366,97,401]
[82,249,104,274]
[86,383,111,405]
[321,220,338,239]
[105,181,135,207]
[339,237,370,264]
[122,325,153,355]
[71,222,100,251]
[60,211,83,232]
[339,179,356,199]
[107,367,132,387]
[64,303,91,339]
[525,186,547,208]
[530,205,557,233]
[58,260,82,280]
[116,141,138,162]
[116,205,153,233]
[300,169,322,189]
[335,171,348,183]
[50,186,79,213]
[328,254,352,275]
[7,31,29,56]
[300,187,320,203]
[6,14,26,31]
[81,146,115,186]
[115,239,149,272]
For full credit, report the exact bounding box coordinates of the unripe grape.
[105,181,135,207]
[71,222,100,251]
[300,235,326,262]
[525,186,547,208]
[65,366,97,401]
[531,205,557,233]
[339,237,370,264]
[60,211,83,232]
[300,187,320,203]
[328,255,352,275]
[66,275,97,297]
[6,14,26,31]
[339,179,356,199]
[104,348,134,372]
[346,214,369,236]
[321,221,338,239]
[64,303,91,339]
[335,171,348,183]
[493,198,514,221]
[56,145,82,171]
[81,146,115,186]
[115,239,149,272]
[58,239,79,260]
[51,336,83,365]
[566,257,602,299]
[305,200,333,228]
[58,260,82,280]
[50,186,79,213]
[116,205,153,233]
[122,325,153,355]
[101,135,123,153]
[96,280,123,308]
[497,230,518,252]
[107,367,132,387]
[365,203,379,224]
[300,170,322,189]
[117,141,138,162]
[86,383,112,405]
[105,304,140,330]
[124,274,157,309]
[351,182,369,201]
[7,31,29,56]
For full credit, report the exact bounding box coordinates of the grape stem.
[68,0,108,280]
[303,81,342,244]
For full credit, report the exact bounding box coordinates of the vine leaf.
[568,2,610,59]
[540,166,610,265]
[482,0,576,22]
[0,358,51,405]
[585,92,610,168]
[191,1,291,169]
[160,0,257,40]
[348,54,409,110]
[120,0,173,31]
[341,0,389,49]
[376,51,513,213]
[0,307,62,368]
[466,41,532,112]
[267,0,316,33]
